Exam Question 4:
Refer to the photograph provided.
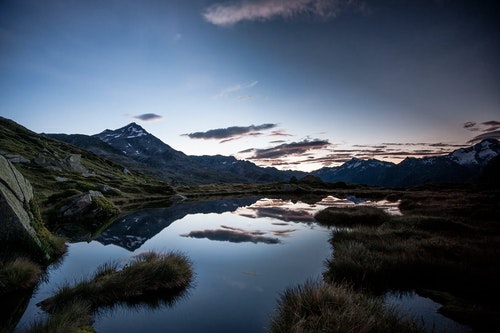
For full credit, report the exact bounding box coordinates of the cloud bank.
[203,0,363,26]
[464,120,500,143]
[134,113,163,121]
[183,123,277,141]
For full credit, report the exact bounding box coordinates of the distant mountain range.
[45,122,500,187]
[47,123,304,185]
[313,139,500,187]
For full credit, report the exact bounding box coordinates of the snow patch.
[451,149,477,165]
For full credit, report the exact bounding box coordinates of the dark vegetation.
[268,280,423,333]
[30,252,192,332]
[309,186,500,332]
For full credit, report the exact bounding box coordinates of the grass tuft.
[268,280,423,333]
[22,300,92,333]
[38,251,193,313]
[0,257,42,292]
[314,206,390,228]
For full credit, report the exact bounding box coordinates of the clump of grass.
[314,206,390,228]
[39,251,193,313]
[0,257,42,292]
[323,209,500,330]
[268,280,423,333]
[22,300,92,333]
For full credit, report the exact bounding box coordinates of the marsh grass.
[22,300,92,333]
[314,205,390,228]
[39,251,193,313]
[321,196,500,330]
[0,257,42,291]
[268,280,423,333]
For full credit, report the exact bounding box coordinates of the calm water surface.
[17,197,334,332]
[15,196,465,332]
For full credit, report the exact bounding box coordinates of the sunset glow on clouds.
[0,0,498,172]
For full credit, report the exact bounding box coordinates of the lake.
[14,196,468,332]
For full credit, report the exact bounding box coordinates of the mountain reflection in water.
[95,197,260,250]
[95,195,401,251]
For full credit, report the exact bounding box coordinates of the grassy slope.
[0,117,176,214]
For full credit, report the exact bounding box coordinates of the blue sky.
[1,0,499,171]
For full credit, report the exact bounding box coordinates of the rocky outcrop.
[0,155,48,260]
[33,153,88,173]
[56,190,120,223]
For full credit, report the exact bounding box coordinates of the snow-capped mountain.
[314,158,395,186]
[98,122,148,142]
[51,123,302,184]
[313,139,500,187]
[48,121,499,187]
[449,138,499,166]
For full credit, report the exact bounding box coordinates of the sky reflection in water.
[17,196,405,332]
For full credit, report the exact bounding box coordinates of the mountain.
[44,121,499,187]
[314,158,395,186]
[313,139,500,187]
[0,116,175,212]
[49,123,304,185]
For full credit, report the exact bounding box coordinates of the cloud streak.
[203,0,363,26]
[214,80,258,99]
[464,120,500,143]
[183,123,277,141]
[134,113,163,122]
[243,139,330,159]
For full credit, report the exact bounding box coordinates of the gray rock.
[5,154,30,163]
[0,155,48,260]
[33,153,88,173]
[58,190,104,217]
[61,154,87,173]
[98,184,121,193]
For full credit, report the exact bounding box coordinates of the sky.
[1,0,499,172]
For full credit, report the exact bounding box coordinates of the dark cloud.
[269,130,293,137]
[467,130,500,144]
[134,113,163,121]
[463,121,478,131]
[482,121,500,132]
[183,123,277,141]
[463,120,500,143]
[244,139,330,159]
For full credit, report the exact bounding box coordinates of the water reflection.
[15,195,450,333]
[95,197,260,250]
[182,228,280,244]
[96,195,401,251]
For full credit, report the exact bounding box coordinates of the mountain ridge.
[40,121,500,187]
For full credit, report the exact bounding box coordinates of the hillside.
[0,117,176,217]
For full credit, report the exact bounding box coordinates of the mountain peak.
[96,122,149,143]
[450,138,499,166]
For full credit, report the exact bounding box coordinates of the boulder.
[0,155,48,260]
[57,190,119,222]
[61,154,87,173]
[33,153,88,173]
